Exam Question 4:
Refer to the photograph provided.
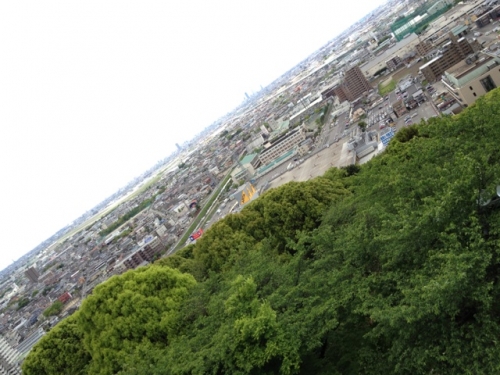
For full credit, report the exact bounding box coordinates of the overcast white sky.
[0,0,386,271]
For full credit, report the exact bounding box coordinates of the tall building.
[334,66,372,103]
[175,143,182,152]
[420,33,481,83]
[0,336,21,375]
[24,267,39,283]
[416,40,434,57]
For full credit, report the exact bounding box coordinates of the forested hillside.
[23,90,500,374]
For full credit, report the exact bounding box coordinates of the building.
[334,66,372,103]
[24,267,39,283]
[339,66,372,102]
[57,291,72,304]
[419,34,481,82]
[245,133,265,152]
[386,55,403,71]
[333,85,348,103]
[442,52,500,106]
[231,166,248,184]
[475,5,500,28]
[390,0,454,41]
[123,235,164,270]
[231,183,258,207]
[416,40,434,56]
[0,336,20,375]
[360,33,420,78]
[392,99,408,118]
[239,153,259,176]
[175,143,182,152]
[15,328,45,358]
[297,139,313,156]
[259,127,306,166]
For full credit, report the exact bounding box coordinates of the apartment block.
[123,236,164,271]
[340,66,372,102]
[420,33,481,82]
[24,267,40,283]
[416,40,434,56]
[0,336,20,375]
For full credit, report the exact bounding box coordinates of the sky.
[0,0,386,271]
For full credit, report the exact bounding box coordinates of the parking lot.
[393,100,438,130]
[472,21,500,47]
[265,140,342,190]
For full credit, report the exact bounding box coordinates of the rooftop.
[240,153,257,166]
[361,33,419,73]
[444,53,500,87]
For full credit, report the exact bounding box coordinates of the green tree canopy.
[23,89,500,374]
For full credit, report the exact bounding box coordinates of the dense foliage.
[23,90,500,374]
[42,300,63,317]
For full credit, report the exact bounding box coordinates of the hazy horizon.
[0,0,387,271]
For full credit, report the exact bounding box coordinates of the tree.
[43,300,63,317]
[17,297,30,311]
[358,121,367,132]
[77,266,196,375]
[23,88,500,374]
[22,315,91,375]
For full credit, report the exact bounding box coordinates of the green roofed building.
[391,0,454,41]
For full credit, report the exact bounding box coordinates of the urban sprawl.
[1,0,500,372]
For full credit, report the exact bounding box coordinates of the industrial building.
[360,33,420,78]
[419,33,481,82]
[390,0,454,41]
[442,52,500,106]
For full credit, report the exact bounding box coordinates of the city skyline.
[0,0,386,272]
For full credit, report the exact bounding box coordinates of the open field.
[378,79,396,95]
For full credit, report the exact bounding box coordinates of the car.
[411,113,418,118]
